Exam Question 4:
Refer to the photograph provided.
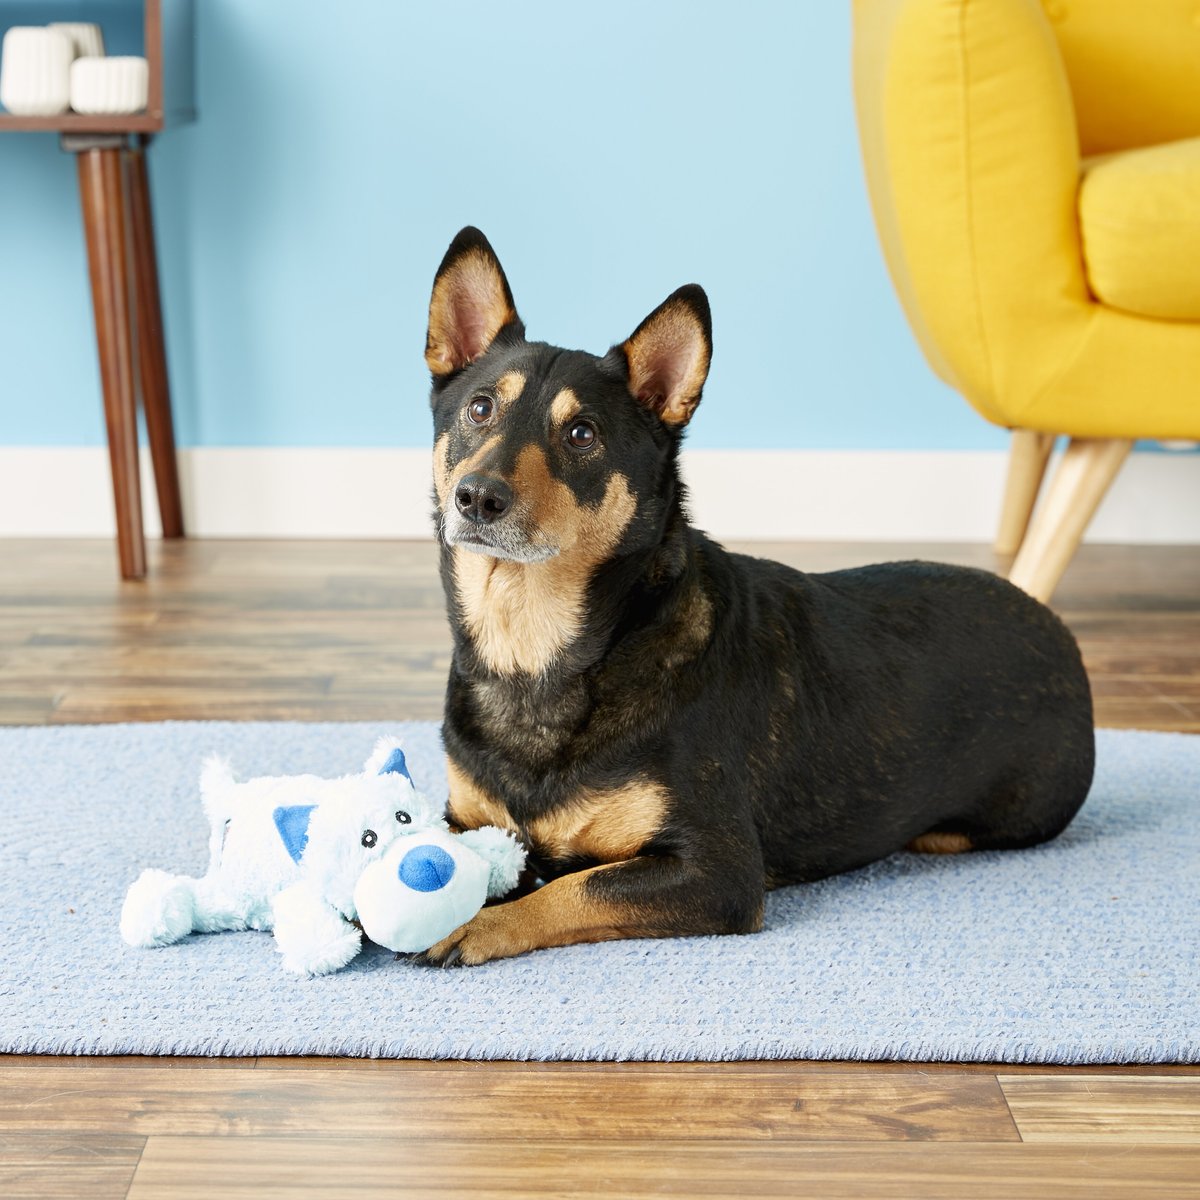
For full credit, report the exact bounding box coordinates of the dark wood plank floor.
[2,538,1198,1199]
[3,539,1199,730]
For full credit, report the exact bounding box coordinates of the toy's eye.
[396,810,412,825]
[361,829,378,848]
[567,420,596,450]
[467,396,494,424]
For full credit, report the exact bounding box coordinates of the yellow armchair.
[852,0,1200,600]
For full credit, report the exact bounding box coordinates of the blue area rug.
[1,721,1197,1063]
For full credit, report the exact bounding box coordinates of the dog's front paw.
[414,905,528,967]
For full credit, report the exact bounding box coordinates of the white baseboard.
[1,446,1197,542]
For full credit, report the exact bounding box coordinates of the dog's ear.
[618,284,712,427]
[425,227,522,378]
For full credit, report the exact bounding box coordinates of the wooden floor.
[2,538,1199,1199]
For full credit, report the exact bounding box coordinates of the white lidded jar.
[0,27,74,116]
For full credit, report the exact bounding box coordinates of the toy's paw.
[120,869,195,948]
[277,923,362,976]
[272,886,362,976]
[414,903,529,968]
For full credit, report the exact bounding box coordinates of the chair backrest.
[1047,0,1200,155]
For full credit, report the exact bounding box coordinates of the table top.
[0,112,164,133]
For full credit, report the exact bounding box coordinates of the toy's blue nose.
[398,844,456,892]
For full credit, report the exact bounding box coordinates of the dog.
[417,226,1095,967]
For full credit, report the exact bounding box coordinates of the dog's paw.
[414,905,528,967]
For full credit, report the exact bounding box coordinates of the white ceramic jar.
[0,26,74,116]
[48,23,106,60]
[70,56,149,115]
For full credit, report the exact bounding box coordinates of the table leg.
[126,137,184,539]
[76,141,146,580]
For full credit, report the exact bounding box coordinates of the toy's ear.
[363,737,413,783]
[456,826,528,898]
[378,747,410,782]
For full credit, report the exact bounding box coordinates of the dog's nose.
[454,473,513,525]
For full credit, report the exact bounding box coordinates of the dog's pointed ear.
[618,284,712,427]
[425,227,522,378]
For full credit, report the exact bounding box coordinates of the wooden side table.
[0,0,194,578]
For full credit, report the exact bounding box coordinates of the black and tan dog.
[417,226,1094,966]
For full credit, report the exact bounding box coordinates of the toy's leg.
[272,884,362,975]
[119,869,199,947]
[190,875,266,933]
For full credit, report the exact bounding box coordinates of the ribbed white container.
[0,27,73,116]
[48,23,106,60]
[70,56,148,115]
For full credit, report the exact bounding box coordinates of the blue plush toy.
[354,823,526,954]
[119,738,526,974]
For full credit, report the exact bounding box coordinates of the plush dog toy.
[119,738,524,974]
[354,824,526,955]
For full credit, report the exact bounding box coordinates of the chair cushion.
[1080,137,1200,320]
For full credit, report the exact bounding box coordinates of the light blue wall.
[0,0,1004,451]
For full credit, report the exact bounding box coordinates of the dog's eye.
[396,810,411,825]
[467,396,494,424]
[567,421,596,450]
[361,829,378,848]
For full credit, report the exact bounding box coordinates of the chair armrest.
[853,0,1087,426]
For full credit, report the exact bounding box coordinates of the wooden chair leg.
[126,138,184,538]
[1008,437,1133,602]
[76,141,146,580]
[995,429,1055,556]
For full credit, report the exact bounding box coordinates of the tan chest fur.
[447,758,668,864]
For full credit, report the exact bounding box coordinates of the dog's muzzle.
[454,473,512,526]
[441,473,559,563]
